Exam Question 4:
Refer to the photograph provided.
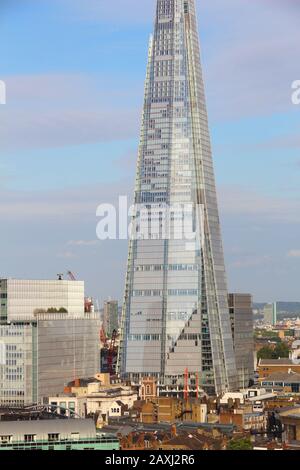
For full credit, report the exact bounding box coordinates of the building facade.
[257,358,300,379]
[118,0,237,395]
[0,279,100,406]
[47,378,138,426]
[103,300,119,337]
[263,302,277,326]
[228,294,254,388]
[0,419,119,451]
[0,314,100,406]
[0,278,84,322]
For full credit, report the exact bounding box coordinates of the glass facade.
[0,322,34,406]
[3,279,84,321]
[37,314,100,400]
[229,294,254,389]
[0,315,100,406]
[118,0,237,395]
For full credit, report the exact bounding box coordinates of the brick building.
[257,359,300,379]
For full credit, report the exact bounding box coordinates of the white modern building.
[0,278,84,321]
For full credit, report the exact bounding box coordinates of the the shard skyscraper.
[118,0,237,395]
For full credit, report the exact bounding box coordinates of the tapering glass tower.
[118,0,237,395]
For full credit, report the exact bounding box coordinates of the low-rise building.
[257,358,300,379]
[280,406,300,447]
[219,408,266,432]
[0,419,119,451]
[260,370,300,394]
[47,374,138,426]
[139,397,208,424]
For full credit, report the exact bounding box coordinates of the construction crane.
[67,270,76,281]
[108,329,118,375]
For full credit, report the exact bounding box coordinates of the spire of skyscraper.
[118,0,237,396]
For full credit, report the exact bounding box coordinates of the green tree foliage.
[257,346,275,360]
[227,438,252,451]
[257,342,289,360]
[274,342,289,358]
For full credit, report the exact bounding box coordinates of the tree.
[257,346,275,360]
[227,438,252,451]
[257,342,290,361]
[58,307,68,313]
[274,342,289,358]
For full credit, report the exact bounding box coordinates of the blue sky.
[0,0,300,303]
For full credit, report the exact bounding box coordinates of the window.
[24,434,36,443]
[48,433,60,442]
[0,435,12,443]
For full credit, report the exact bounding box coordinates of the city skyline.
[0,0,300,304]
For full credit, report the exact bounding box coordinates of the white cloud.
[287,250,300,258]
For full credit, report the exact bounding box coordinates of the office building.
[0,278,84,322]
[103,300,119,337]
[0,278,100,406]
[118,0,237,395]
[228,294,254,388]
[263,302,277,326]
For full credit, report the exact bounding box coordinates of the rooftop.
[0,419,96,439]
[261,371,300,383]
[259,359,294,366]
[279,407,300,420]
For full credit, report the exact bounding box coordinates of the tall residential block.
[228,293,254,389]
[118,0,237,395]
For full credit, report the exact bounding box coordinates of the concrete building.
[0,419,119,450]
[103,300,119,337]
[0,278,100,406]
[263,303,277,326]
[228,293,254,388]
[47,374,138,426]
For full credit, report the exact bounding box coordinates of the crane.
[108,329,118,375]
[67,270,76,281]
